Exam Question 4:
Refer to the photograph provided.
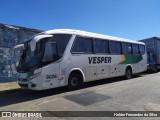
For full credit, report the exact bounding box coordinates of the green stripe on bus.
[119,54,143,64]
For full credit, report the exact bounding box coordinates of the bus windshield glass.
[17,40,41,72]
[17,34,71,73]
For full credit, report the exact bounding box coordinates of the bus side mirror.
[12,44,24,68]
[12,44,24,57]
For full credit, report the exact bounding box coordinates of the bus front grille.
[18,83,28,88]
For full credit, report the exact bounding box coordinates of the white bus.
[14,29,147,90]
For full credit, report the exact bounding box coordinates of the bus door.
[42,63,60,88]
[41,41,60,88]
[12,44,24,67]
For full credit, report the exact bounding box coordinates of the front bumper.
[17,78,37,89]
[18,82,37,89]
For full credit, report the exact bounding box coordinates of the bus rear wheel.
[67,73,83,90]
[125,67,132,79]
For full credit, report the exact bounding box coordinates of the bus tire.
[125,67,132,79]
[67,72,83,90]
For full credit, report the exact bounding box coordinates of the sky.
[0,0,160,40]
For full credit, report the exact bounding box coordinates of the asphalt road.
[0,72,160,120]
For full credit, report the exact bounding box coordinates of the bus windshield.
[17,34,72,73]
[17,40,41,72]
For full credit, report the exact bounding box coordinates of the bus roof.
[38,29,145,45]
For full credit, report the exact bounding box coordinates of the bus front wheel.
[67,73,83,90]
[125,67,132,79]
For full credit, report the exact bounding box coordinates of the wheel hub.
[71,78,78,86]
[126,70,131,78]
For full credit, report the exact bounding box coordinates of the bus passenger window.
[132,44,139,54]
[139,45,145,54]
[122,43,132,54]
[72,37,93,53]
[94,39,109,54]
[109,41,122,54]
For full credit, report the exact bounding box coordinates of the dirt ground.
[0,82,20,91]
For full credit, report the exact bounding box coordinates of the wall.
[0,24,42,82]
